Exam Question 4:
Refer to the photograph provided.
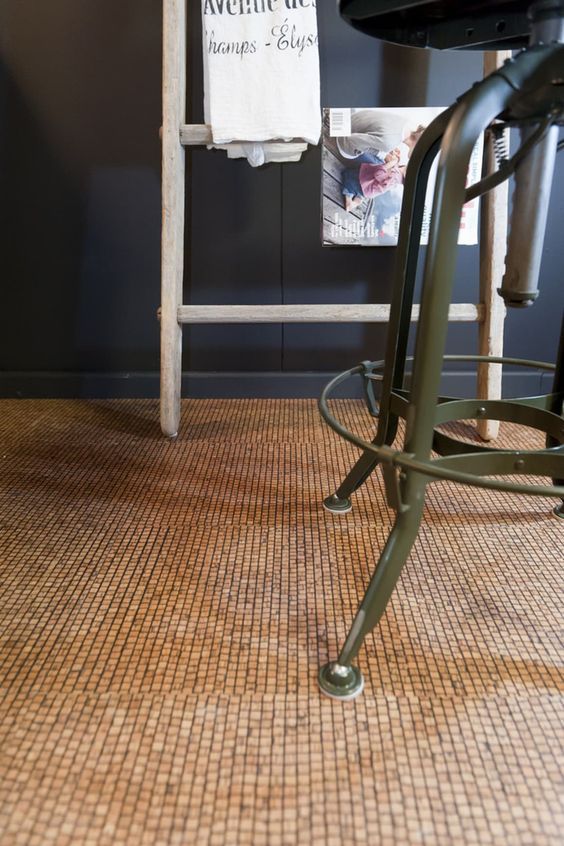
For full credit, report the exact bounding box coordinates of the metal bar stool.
[319,0,564,701]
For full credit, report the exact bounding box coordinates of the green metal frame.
[318,44,564,701]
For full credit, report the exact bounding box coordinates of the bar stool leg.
[549,315,564,517]
[319,483,426,699]
[320,66,518,700]
[324,115,450,515]
[323,423,398,515]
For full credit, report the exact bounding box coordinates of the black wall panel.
[0,1,562,397]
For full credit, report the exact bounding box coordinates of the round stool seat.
[339,0,533,50]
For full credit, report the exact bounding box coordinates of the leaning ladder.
[160,0,508,439]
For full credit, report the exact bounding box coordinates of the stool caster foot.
[318,662,364,701]
[553,500,564,519]
[323,494,352,515]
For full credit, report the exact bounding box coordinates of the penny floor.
[0,399,562,845]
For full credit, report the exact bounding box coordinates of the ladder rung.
[179,124,308,155]
[180,124,213,145]
[176,304,484,324]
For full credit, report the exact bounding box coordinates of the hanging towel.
[201,0,321,166]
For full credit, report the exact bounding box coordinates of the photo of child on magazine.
[322,107,483,247]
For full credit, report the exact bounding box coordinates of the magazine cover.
[322,107,483,247]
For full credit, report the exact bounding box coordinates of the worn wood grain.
[161,0,187,437]
[177,303,483,324]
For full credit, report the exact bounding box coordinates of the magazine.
[321,107,483,247]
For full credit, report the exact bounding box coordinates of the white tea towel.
[201,0,321,166]
[214,141,308,166]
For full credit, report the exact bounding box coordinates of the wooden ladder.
[161,0,508,439]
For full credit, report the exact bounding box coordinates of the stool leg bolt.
[323,494,352,514]
[318,662,364,701]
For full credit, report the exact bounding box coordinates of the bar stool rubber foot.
[553,500,564,519]
[323,494,352,515]
[318,662,364,701]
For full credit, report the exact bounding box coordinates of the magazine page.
[321,107,483,247]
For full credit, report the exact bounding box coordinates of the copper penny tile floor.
[0,399,562,845]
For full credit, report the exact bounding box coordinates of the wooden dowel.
[161,0,187,438]
[477,50,511,441]
[179,124,309,153]
[176,303,484,324]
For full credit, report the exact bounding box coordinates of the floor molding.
[0,369,549,399]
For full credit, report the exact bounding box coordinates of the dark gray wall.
[0,1,562,398]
